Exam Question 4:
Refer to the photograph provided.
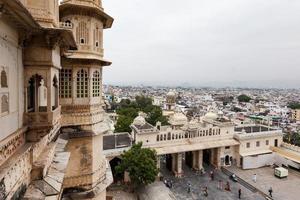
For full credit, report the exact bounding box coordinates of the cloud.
[102,0,300,88]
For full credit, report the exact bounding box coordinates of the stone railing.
[234,129,282,141]
[24,106,61,127]
[156,127,221,143]
[281,142,300,153]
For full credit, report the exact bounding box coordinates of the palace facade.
[0,0,113,199]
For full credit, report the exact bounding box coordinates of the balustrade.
[24,106,61,127]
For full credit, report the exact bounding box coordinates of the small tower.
[59,0,113,198]
[166,90,176,111]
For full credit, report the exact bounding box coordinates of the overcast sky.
[102,0,300,88]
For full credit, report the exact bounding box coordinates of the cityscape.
[0,0,300,200]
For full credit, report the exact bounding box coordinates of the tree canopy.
[288,102,300,110]
[115,142,158,188]
[237,94,251,103]
[114,96,168,132]
[283,132,300,147]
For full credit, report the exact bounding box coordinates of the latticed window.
[1,70,8,88]
[59,69,72,98]
[76,69,88,98]
[76,21,89,45]
[92,70,100,97]
[93,25,102,47]
[1,95,8,113]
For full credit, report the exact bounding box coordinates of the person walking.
[238,188,241,199]
[268,187,273,197]
[225,181,231,191]
[218,180,221,190]
[187,183,191,193]
[252,174,257,183]
[210,170,214,181]
[203,186,208,197]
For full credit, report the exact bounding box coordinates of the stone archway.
[109,157,123,183]
[225,155,230,166]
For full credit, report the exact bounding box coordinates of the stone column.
[157,155,161,178]
[217,148,221,168]
[172,153,183,178]
[172,154,177,174]
[192,150,203,170]
[192,151,197,169]
[176,153,183,177]
[157,155,161,170]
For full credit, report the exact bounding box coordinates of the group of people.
[185,169,244,198]
[165,170,274,199]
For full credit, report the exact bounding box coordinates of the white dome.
[218,110,224,115]
[133,115,146,126]
[170,112,188,125]
[188,119,198,128]
[173,112,187,121]
[204,112,218,120]
[167,90,176,97]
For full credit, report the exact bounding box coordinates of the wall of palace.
[0,18,25,142]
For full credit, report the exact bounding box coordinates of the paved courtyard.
[161,162,265,200]
[227,166,300,200]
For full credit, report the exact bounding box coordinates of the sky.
[102,0,300,88]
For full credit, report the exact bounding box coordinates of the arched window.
[92,70,100,97]
[76,69,88,98]
[59,69,72,98]
[27,74,46,112]
[52,75,58,110]
[1,70,8,88]
[156,135,159,141]
[1,95,8,113]
[167,132,171,140]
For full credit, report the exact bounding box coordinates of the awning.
[153,139,240,155]
[63,53,112,66]
[240,149,272,157]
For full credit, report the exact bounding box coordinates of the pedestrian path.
[160,164,265,200]
[227,166,300,200]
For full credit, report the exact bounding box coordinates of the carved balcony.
[25,106,61,128]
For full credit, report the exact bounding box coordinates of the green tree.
[116,107,138,119]
[114,96,168,132]
[237,94,251,103]
[288,102,300,109]
[115,115,134,133]
[135,95,153,110]
[146,105,168,126]
[116,142,158,188]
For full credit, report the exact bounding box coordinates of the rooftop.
[234,125,276,134]
[103,133,132,150]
